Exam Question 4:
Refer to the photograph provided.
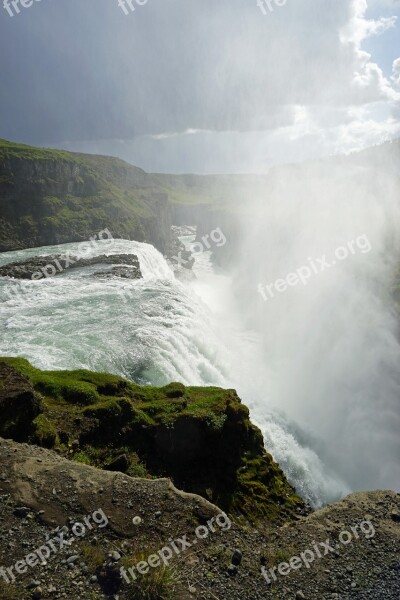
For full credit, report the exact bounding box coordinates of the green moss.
[79,540,107,572]
[162,382,185,398]
[0,357,304,520]
[32,414,58,448]
[0,138,81,163]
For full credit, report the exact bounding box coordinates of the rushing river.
[0,236,353,507]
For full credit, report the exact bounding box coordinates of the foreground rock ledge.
[0,437,399,600]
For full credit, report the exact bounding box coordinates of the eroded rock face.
[0,145,173,254]
[0,437,220,533]
[0,363,41,441]
[0,254,142,280]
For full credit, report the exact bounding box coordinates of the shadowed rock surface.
[0,254,142,280]
[0,362,40,441]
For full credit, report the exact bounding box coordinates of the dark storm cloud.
[0,0,357,145]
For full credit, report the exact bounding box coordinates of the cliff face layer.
[0,140,172,253]
[2,138,398,266]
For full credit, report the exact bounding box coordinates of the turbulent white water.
[1,203,399,508]
[0,240,229,386]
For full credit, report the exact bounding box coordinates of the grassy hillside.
[1,137,398,253]
[0,139,169,252]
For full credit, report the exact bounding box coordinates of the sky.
[0,0,399,173]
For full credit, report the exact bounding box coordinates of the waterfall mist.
[216,146,400,505]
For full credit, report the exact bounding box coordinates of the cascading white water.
[2,235,335,506]
[0,239,229,385]
[1,159,399,510]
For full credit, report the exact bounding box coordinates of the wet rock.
[0,253,142,280]
[93,266,142,280]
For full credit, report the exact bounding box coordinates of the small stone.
[109,551,121,562]
[14,506,30,518]
[231,549,242,566]
[296,592,306,600]
[227,564,238,576]
[66,555,79,564]
[27,581,41,590]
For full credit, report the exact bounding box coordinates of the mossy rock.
[0,357,304,521]
[32,414,58,448]
[162,382,185,398]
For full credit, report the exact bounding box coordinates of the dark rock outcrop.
[0,363,41,441]
[0,253,142,280]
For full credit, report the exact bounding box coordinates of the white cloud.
[392,57,400,86]
[339,0,399,103]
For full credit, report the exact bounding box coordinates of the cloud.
[392,57,400,85]
[0,0,398,171]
